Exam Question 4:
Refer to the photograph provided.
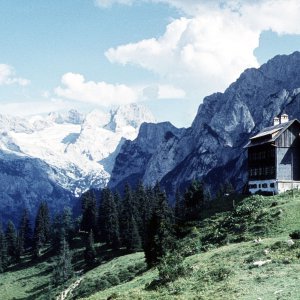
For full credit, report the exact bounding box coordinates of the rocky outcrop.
[109,122,185,190]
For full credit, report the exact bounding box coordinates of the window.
[270,183,275,188]
[262,183,267,188]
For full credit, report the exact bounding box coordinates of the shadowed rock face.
[0,151,74,224]
[110,52,300,197]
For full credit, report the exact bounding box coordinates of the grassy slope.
[83,192,300,300]
[0,257,53,300]
[2,191,300,300]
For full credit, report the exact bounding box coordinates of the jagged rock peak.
[104,103,156,132]
[47,109,84,124]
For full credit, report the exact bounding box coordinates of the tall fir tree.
[144,184,174,267]
[134,181,148,239]
[98,188,120,248]
[125,215,142,252]
[81,190,97,234]
[33,201,51,257]
[184,180,204,221]
[52,238,74,286]
[6,220,17,260]
[84,230,96,267]
[0,224,8,272]
[120,184,142,252]
[19,208,33,255]
[174,189,185,226]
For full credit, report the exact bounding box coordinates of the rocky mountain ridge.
[110,52,300,196]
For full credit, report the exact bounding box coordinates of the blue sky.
[1,0,300,127]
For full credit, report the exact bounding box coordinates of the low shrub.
[157,251,187,284]
[106,274,120,286]
[118,269,135,282]
[289,230,300,239]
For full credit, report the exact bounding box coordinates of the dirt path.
[56,277,83,300]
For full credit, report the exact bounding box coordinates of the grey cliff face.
[110,52,300,196]
[109,122,185,190]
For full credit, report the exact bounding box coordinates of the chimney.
[280,114,289,124]
[273,116,280,126]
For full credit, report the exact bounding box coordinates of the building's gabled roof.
[245,119,300,148]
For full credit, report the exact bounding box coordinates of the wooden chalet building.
[245,114,300,194]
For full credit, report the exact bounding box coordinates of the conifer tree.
[134,181,148,238]
[61,207,74,244]
[52,238,73,286]
[126,215,142,252]
[0,224,8,272]
[174,189,185,225]
[84,230,96,267]
[52,214,67,253]
[19,208,33,255]
[120,184,142,251]
[33,201,51,257]
[6,220,17,259]
[184,180,204,221]
[144,184,174,267]
[81,190,97,234]
[99,188,120,248]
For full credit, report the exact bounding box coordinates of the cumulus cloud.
[55,72,185,106]
[103,0,300,99]
[0,64,30,86]
[142,84,186,100]
[55,72,138,106]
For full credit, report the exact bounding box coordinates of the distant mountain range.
[0,104,155,222]
[3,51,300,223]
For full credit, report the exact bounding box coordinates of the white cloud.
[55,72,138,106]
[103,0,300,99]
[55,72,185,106]
[142,84,185,100]
[0,64,30,86]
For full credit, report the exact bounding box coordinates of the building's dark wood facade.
[246,117,300,194]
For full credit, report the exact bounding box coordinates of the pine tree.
[52,238,74,286]
[144,184,174,267]
[19,208,33,255]
[84,230,96,267]
[33,201,51,258]
[184,180,204,221]
[6,220,17,260]
[120,184,142,252]
[0,224,8,272]
[81,190,97,234]
[127,215,142,252]
[134,181,148,239]
[52,214,67,253]
[174,189,185,225]
[99,188,120,248]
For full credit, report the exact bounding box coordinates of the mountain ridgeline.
[110,51,300,196]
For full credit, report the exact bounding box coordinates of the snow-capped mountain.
[0,103,155,221]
